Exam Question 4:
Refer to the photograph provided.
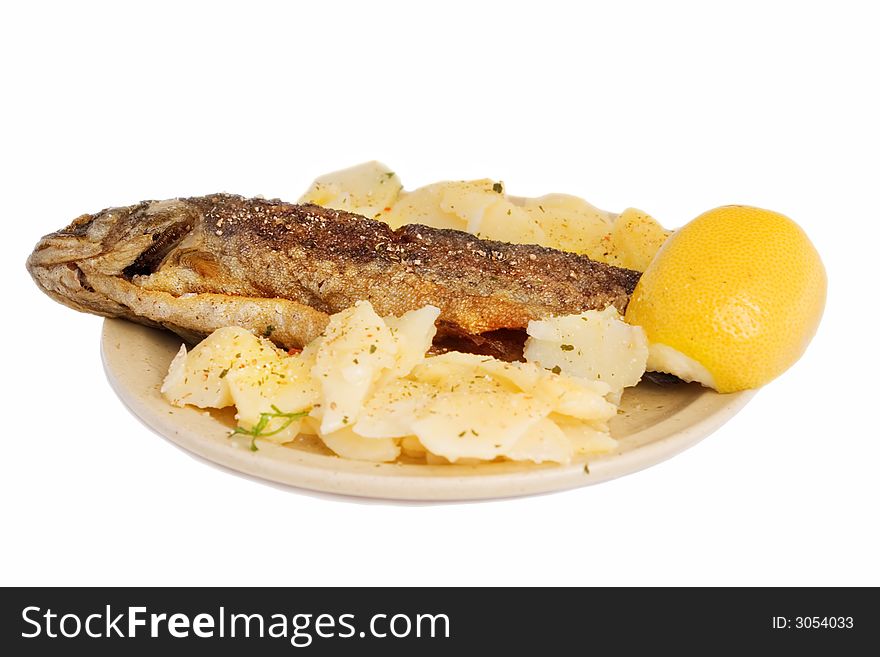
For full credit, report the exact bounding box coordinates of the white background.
[2,1,877,586]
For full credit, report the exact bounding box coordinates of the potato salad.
[162,301,647,464]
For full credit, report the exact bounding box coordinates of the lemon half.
[624,205,826,393]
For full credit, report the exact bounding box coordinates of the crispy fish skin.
[27,194,640,348]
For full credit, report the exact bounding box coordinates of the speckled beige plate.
[101,319,754,500]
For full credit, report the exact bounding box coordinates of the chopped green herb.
[385,172,395,178]
[369,344,377,354]
[218,368,229,379]
[353,358,359,364]
[458,430,466,437]
[492,182,503,193]
[471,429,479,436]
[538,205,545,212]
[231,405,310,451]
[560,344,575,351]
[342,416,349,425]
[551,365,562,375]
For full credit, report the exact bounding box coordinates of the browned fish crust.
[187,195,640,330]
[27,194,640,349]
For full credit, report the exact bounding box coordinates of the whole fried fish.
[27,194,640,354]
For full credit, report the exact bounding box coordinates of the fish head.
[26,198,199,314]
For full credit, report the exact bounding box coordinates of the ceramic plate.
[101,319,754,500]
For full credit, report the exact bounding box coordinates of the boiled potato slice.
[354,379,436,439]
[610,207,671,271]
[411,384,551,462]
[226,355,319,444]
[531,375,615,422]
[524,307,648,398]
[320,426,401,462]
[312,301,397,434]
[448,353,548,392]
[465,365,617,423]
[308,302,438,436]
[522,194,614,258]
[470,357,615,422]
[161,327,280,409]
[432,179,547,244]
[382,305,440,382]
[410,353,521,394]
[408,351,483,388]
[477,198,546,244]
[505,418,573,464]
[553,415,618,455]
[383,183,465,230]
[298,161,402,219]
[411,351,614,421]
[438,179,505,233]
